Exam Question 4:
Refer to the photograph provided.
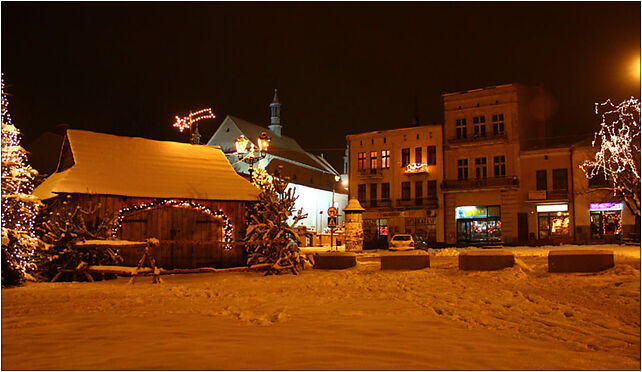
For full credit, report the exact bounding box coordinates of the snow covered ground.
[2,244,640,370]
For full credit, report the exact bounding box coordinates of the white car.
[389,234,415,250]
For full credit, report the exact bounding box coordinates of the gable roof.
[32,129,259,201]
[210,115,339,175]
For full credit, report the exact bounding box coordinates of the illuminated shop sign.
[589,202,623,211]
[536,204,568,213]
[404,163,429,174]
[455,206,487,219]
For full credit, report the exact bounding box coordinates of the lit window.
[381,150,390,169]
[369,151,377,171]
[358,152,366,170]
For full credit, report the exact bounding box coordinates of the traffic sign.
[327,207,338,217]
[327,216,337,228]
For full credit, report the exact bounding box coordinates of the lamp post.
[234,132,271,178]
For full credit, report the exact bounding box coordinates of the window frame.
[493,155,506,177]
[381,150,390,169]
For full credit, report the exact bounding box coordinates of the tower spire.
[269,89,282,136]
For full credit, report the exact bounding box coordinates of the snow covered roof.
[32,129,260,201]
[209,116,340,176]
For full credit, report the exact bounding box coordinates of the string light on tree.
[112,199,234,249]
[1,74,43,286]
[173,108,216,144]
[581,97,641,217]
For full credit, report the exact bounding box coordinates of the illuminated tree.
[581,97,640,217]
[1,76,42,287]
[244,167,309,275]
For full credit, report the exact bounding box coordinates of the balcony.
[366,199,392,208]
[357,168,384,179]
[396,197,438,209]
[441,176,519,190]
[447,132,508,146]
[528,189,569,201]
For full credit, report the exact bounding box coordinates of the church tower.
[269,89,282,136]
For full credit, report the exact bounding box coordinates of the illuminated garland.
[404,163,430,174]
[111,199,234,249]
[173,108,216,133]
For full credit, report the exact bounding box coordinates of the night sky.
[2,2,640,171]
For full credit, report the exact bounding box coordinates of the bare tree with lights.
[1,75,43,287]
[244,167,309,275]
[581,97,641,218]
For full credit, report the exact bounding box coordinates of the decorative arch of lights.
[112,199,234,249]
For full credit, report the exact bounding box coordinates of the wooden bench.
[548,249,614,273]
[381,251,430,270]
[459,249,515,271]
[313,252,357,270]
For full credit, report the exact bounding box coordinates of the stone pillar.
[344,199,365,252]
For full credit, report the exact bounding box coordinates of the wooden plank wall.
[46,194,249,268]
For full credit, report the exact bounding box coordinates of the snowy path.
[2,246,640,370]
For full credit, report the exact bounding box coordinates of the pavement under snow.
[2,244,640,370]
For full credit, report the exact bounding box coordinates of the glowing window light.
[536,204,568,212]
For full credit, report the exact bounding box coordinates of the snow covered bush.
[1,76,43,287]
[35,198,122,281]
[244,167,309,275]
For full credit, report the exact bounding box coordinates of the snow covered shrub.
[244,167,309,275]
[35,198,122,281]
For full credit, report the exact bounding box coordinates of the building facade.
[571,142,638,243]
[441,83,551,244]
[346,124,444,248]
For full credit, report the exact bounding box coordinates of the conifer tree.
[1,75,42,287]
[244,167,309,275]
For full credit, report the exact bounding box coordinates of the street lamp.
[234,132,271,178]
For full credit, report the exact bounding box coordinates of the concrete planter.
[313,252,357,270]
[548,249,614,273]
[459,249,515,271]
[381,251,430,270]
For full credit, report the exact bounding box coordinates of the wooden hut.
[32,129,259,268]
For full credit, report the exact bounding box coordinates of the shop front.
[589,202,623,239]
[455,205,502,243]
[536,204,570,239]
[363,218,389,249]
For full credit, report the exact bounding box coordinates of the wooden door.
[120,206,221,242]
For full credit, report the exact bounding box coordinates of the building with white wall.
[206,90,348,233]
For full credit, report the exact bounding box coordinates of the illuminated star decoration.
[112,200,234,249]
[173,108,216,133]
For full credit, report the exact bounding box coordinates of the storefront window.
[455,205,501,242]
[589,202,623,238]
[538,211,570,239]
